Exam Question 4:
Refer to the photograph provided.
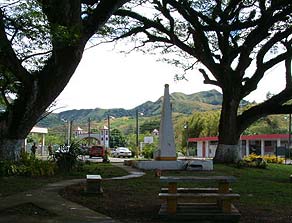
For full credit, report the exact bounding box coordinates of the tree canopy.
[110,128,127,147]
[106,0,292,162]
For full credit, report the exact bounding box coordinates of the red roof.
[188,134,290,142]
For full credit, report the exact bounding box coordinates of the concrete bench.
[86,175,103,194]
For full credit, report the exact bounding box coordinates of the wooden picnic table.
[158,175,240,222]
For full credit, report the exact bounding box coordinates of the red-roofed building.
[188,134,290,158]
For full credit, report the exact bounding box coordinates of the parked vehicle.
[112,147,132,158]
[89,145,106,158]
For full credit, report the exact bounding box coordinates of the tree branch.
[165,1,220,76]
[83,0,130,39]
[242,51,290,97]
[154,0,175,34]
[283,39,292,89]
[240,26,292,97]
[0,9,31,87]
[234,2,292,78]
[20,51,52,63]
[257,27,292,68]
[115,9,170,37]
[199,68,220,86]
[238,88,292,133]
[81,0,97,5]
[286,56,292,89]
[115,9,198,60]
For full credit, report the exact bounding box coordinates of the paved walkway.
[0,163,144,223]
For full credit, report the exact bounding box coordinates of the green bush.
[142,144,155,159]
[284,148,292,159]
[53,142,81,172]
[0,152,56,177]
[0,160,16,176]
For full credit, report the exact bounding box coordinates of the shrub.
[53,142,81,172]
[0,152,56,177]
[0,160,17,176]
[243,153,284,165]
[142,144,155,159]
[237,153,268,169]
[263,155,284,164]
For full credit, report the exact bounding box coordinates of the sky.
[55,43,286,113]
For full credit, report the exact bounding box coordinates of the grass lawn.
[61,163,292,223]
[0,162,128,197]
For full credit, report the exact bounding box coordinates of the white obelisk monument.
[133,84,213,170]
[154,84,177,161]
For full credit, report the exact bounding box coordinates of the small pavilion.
[26,126,48,155]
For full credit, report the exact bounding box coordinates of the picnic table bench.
[159,176,240,222]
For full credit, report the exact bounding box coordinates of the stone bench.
[86,175,103,194]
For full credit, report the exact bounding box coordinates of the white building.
[189,134,290,158]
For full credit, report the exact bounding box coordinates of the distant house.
[74,126,84,136]
[188,134,291,158]
[152,129,159,136]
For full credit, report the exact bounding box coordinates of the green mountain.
[135,89,223,116]
[38,89,234,128]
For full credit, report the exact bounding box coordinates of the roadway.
[79,155,130,163]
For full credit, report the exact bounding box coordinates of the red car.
[89,145,105,158]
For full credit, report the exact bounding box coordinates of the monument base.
[182,159,213,171]
[133,160,183,170]
[132,159,213,171]
[155,156,177,161]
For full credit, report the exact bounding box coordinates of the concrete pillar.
[24,138,27,152]
[197,142,203,157]
[246,140,250,155]
[41,133,45,156]
[261,139,264,156]
[205,141,209,158]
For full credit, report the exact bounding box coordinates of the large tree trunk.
[214,89,242,163]
[0,139,25,161]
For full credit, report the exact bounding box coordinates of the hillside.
[38,89,229,128]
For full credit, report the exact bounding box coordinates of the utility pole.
[107,114,111,148]
[67,120,73,146]
[136,109,139,147]
[88,118,91,146]
[61,118,68,145]
[184,122,189,157]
